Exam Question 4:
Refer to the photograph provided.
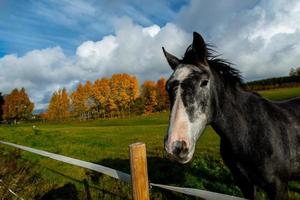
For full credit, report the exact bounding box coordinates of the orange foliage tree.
[2,88,34,123]
[44,73,169,120]
[71,83,87,120]
[83,81,95,119]
[70,81,95,120]
[110,74,139,116]
[46,88,70,121]
[93,78,111,118]
[141,80,158,113]
[156,77,169,111]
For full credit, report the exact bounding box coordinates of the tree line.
[43,73,169,121]
[1,69,300,122]
[0,74,169,123]
[247,68,300,91]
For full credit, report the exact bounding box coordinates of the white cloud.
[76,35,118,71]
[0,47,81,110]
[142,25,161,37]
[0,18,190,110]
[75,17,190,77]
[175,0,300,80]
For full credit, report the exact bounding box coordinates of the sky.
[1,0,300,111]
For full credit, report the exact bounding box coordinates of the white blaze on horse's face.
[163,32,212,163]
[165,64,211,163]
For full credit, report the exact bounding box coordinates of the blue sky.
[1,0,300,110]
[0,0,188,56]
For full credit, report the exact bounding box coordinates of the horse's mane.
[182,44,244,87]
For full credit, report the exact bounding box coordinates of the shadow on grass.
[38,183,79,200]
[32,155,242,200]
[44,167,128,200]
[86,156,242,200]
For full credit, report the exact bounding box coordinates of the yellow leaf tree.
[110,73,139,117]
[3,88,34,123]
[71,83,86,120]
[60,88,70,119]
[47,91,59,120]
[141,80,157,114]
[84,81,96,119]
[93,78,111,118]
[46,88,70,121]
[70,81,95,120]
[156,77,169,111]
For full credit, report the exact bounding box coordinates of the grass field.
[258,86,300,100]
[0,86,300,199]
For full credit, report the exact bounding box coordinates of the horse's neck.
[210,83,263,143]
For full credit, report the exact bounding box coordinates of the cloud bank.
[0,18,189,110]
[176,0,300,79]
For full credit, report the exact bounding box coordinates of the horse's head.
[163,32,213,164]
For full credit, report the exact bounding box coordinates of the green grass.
[258,86,300,100]
[0,113,223,199]
[0,86,300,199]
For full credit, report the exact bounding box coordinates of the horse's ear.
[192,32,207,64]
[162,47,180,70]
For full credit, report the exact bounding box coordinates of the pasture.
[1,86,300,199]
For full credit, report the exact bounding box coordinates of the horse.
[162,32,300,200]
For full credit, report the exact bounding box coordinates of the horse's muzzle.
[165,140,192,164]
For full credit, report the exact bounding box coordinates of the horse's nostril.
[172,140,189,157]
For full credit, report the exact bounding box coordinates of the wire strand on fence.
[150,183,245,200]
[0,140,246,200]
[0,140,131,183]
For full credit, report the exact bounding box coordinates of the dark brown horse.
[163,32,300,200]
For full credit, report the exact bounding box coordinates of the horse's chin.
[176,156,193,164]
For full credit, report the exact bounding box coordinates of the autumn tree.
[131,97,145,115]
[46,88,70,121]
[83,81,95,119]
[156,77,169,111]
[109,74,139,117]
[47,91,59,120]
[0,92,4,122]
[141,80,158,114]
[110,74,126,116]
[60,88,70,119]
[128,75,139,114]
[2,88,34,123]
[70,81,95,120]
[93,78,111,118]
[71,83,85,120]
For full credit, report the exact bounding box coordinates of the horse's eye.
[200,80,208,87]
[173,86,179,94]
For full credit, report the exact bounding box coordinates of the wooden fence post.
[129,143,150,200]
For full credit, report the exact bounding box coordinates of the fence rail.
[0,140,245,200]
